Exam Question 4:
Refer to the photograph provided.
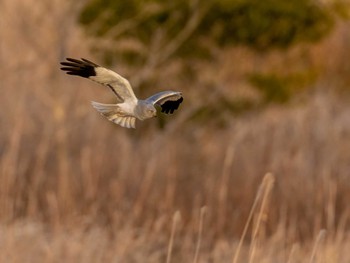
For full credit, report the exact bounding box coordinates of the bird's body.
[60,58,183,128]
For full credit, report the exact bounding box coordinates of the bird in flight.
[60,58,183,128]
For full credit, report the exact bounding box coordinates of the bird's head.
[145,104,157,118]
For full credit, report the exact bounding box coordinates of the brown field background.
[1,0,350,262]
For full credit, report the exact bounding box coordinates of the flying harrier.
[60,58,183,128]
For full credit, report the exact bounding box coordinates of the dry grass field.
[1,0,350,262]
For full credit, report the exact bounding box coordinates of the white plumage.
[60,58,183,128]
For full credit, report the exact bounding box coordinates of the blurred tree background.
[78,0,346,112]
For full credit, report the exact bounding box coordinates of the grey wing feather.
[146,91,183,114]
[60,58,137,103]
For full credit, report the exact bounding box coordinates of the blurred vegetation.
[248,71,317,103]
[78,0,345,116]
[204,0,334,50]
[79,0,335,55]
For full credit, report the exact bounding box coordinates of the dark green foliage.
[330,1,350,19]
[249,74,291,103]
[248,71,317,103]
[79,0,335,55]
[79,0,189,43]
[203,0,334,50]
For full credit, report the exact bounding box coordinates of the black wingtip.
[81,58,99,67]
[161,97,183,114]
[60,58,97,78]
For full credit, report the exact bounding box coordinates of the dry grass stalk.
[166,211,181,263]
[287,243,300,263]
[232,173,275,263]
[217,144,235,232]
[193,206,206,263]
[309,229,327,263]
[249,173,275,263]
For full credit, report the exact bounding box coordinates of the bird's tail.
[91,101,136,129]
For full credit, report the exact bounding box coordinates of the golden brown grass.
[1,0,350,262]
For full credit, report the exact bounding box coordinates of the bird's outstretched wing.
[60,58,137,103]
[146,91,183,114]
